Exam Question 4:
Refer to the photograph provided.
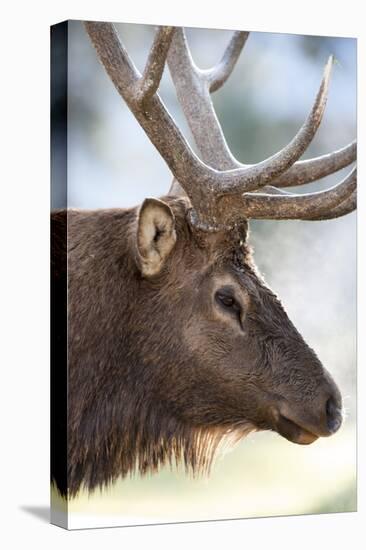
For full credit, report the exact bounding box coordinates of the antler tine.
[167,28,241,170]
[84,22,205,195]
[167,28,244,202]
[306,189,356,220]
[206,31,250,93]
[217,55,334,195]
[221,166,356,221]
[271,140,357,188]
[136,26,176,105]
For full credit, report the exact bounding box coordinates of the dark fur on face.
[51,197,342,498]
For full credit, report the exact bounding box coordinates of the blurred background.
[54,20,356,528]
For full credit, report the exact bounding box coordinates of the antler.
[167,28,356,227]
[84,22,357,230]
[135,27,175,105]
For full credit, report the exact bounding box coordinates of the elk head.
[82,24,356,464]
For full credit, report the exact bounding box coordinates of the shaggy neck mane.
[67,392,254,497]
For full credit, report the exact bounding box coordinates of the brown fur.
[51,196,342,498]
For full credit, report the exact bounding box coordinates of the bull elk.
[51,23,357,498]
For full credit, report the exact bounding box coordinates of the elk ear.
[136,198,177,277]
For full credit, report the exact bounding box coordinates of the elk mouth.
[274,414,319,445]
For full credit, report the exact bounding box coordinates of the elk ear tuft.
[136,198,177,277]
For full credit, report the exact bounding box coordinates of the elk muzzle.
[269,377,343,445]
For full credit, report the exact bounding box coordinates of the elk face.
[135,197,343,446]
[184,255,343,446]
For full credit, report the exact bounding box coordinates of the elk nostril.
[325,397,342,434]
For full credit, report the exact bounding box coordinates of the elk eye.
[215,291,240,312]
[215,290,244,330]
[218,294,235,308]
